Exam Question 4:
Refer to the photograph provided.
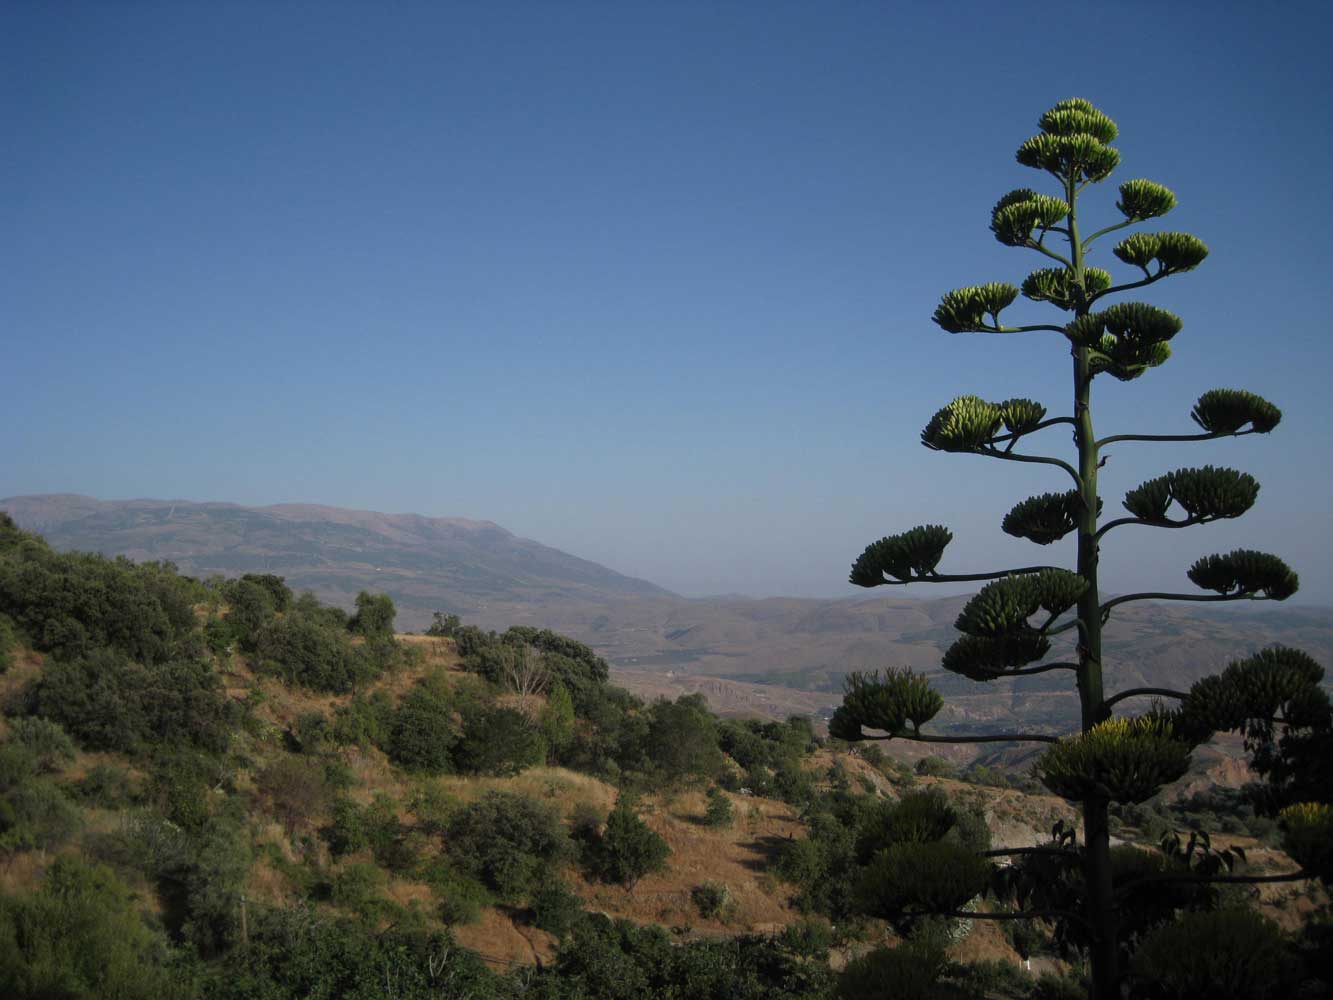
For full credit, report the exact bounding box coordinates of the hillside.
[1,515,1328,999]
[6,494,1331,733]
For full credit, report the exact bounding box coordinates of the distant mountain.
[0,494,673,623]
[5,493,1331,730]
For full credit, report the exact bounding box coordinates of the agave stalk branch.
[1113,870,1315,897]
[977,446,1082,486]
[1101,592,1275,619]
[1082,218,1135,247]
[989,416,1078,444]
[1097,428,1257,448]
[1101,687,1187,711]
[1094,515,1209,540]
[858,731,1059,745]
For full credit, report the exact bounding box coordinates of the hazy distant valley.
[8,493,1332,732]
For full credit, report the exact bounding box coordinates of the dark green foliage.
[456,705,546,776]
[583,796,669,890]
[0,524,201,664]
[855,840,991,920]
[0,774,82,857]
[73,762,139,807]
[28,649,237,755]
[329,691,394,749]
[445,791,568,902]
[252,611,386,693]
[386,683,462,773]
[0,856,189,1000]
[540,681,576,759]
[426,611,461,637]
[322,798,370,858]
[347,591,396,638]
[238,574,293,613]
[8,717,76,773]
[531,877,584,938]
[1129,907,1295,1000]
[421,861,491,925]
[0,613,16,673]
[644,694,724,782]
[704,785,734,828]
[691,881,729,919]
[455,623,611,715]
[205,906,499,1000]
[224,576,279,645]
[836,940,951,1000]
[330,863,389,919]
[549,914,834,1000]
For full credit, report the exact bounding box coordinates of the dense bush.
[691,881,730,919]
[0,613,16,673]
[644,694,724,782]
[455,705,545,776]
[0,856,189,999]
[582,796,670,890]
[444,791,568,902]
[347,591,396,638]
[27,650,238,755]
[205,906,500,1000]
[386,683,463,773]
[1129,907,1296,1000]
[252,613,384,693]
[0,519,202,664]
[705,785,734,828]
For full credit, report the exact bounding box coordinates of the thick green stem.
[1068,174,1119,1000]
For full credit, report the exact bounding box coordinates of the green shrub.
[73,762,138,807]
[584,796,669,890]
[691,881,729,919]
[531,878,584,938]
[704,785,734,828]
[836,940,950,1000]
[0,528,200,665]
[330,692,393,749]
[330,863,389,919]
[347,591,396,638]
[455,706,545,776]
[387,686,461,774]
[7,717,76,773]
[1129,907,1296,1000]
[421,861,491,925]
[0,856,187,999]
[0,614,16,673]
[0,778,82,856]
[444,791,567,902]
[323,798,370,857]
[30,650,236,755]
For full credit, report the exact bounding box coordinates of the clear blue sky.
[4,2,1332,602]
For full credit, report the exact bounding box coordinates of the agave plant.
[833,98,1329,1000]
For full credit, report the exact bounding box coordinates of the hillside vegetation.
[0,515,1326,999]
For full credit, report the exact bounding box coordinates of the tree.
[584,795,670,891]
[499,643,549,711]
[347,591,396,639]
[828,98,1331,1000]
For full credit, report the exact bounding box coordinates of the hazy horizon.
[6,3,1332,602]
